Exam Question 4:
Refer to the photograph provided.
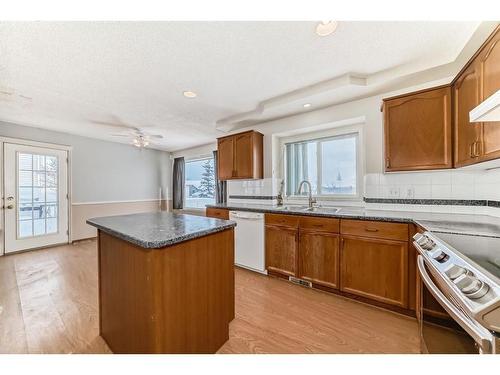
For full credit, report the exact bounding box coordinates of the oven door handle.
[417,256,492,352]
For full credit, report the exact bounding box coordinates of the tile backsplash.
[364,169,500,201]
[226,169,500,216]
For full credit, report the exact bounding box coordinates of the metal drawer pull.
[417,256,492,352]
[365,228,379,232]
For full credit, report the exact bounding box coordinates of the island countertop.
[87,211,236,249]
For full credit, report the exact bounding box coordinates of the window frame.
[280,126,363,201]
[183,155,216,210]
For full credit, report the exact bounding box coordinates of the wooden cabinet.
[340,235,409,308]
[264,214,411,312]
[217,130,263,180]
[383,85,452,172]
[206,207,229,220]
[453,59,482,167]
[478,28,500,162]
[265,224,298,277]
[298,229,339,289]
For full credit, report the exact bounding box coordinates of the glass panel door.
[4,143,68,254]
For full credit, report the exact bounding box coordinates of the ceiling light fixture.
[315,21,338,37]
[183,91,197,98]
[303,103,312,108]
[133,136,150,148]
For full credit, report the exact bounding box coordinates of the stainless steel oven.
[414,232,500,354]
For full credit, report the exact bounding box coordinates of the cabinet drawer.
[265,213,299,228]
[299,216,339,233]
[340,219,408,241]
[206,208,229,220]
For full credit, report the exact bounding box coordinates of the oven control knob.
[413,233,435,250]
[454,275,490,299]
[445,265,470,280]
[429,248,448,262]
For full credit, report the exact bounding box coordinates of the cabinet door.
[265,225,297,277]
[479,29,500,161]
[453,60,482,167]
[298,230,339,289]
[340,236,408,308]
[234,132,253,178]
[217,137,234,180]
[383,86,452,171]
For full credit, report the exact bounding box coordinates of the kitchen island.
[86,212,236,354]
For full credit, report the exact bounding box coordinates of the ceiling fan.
[90,117,164,148]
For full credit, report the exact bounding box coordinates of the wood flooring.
[0,240,419,354]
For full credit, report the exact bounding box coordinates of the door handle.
[5,196,15,209]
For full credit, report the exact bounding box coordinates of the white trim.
[0,136,72,151]
[71,198,165,206]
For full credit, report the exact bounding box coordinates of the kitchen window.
[184,157,215,208]
[284,133,359,198]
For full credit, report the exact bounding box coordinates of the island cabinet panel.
[298,230,339,289]
[383,85,452,171]
[217,130,263,180]
[265,224,298,277]
[479,28,500,162]
[453,59,483,167]
[98,231,157,353]
[340,236,409,308]
[98,228,234,354]
[206,207,229,220]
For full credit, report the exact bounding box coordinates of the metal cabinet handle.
[365,228,379,232]
[474,141,482,157]
[385,158,390,169]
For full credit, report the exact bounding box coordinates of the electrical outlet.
[388,187,400,198]
[405,187,415,199]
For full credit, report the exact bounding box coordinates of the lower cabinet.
[264,213,411,313]
[265,224,298,277]
[340,236,409,308]
[298,230,339,289]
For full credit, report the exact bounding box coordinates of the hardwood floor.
[0,240,419,354]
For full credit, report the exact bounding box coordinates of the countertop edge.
[207,204,500,238]
[86,218,236,249]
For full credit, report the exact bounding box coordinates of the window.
[18,153,59,237]
[184,157,215,208]
[284,133,358,197]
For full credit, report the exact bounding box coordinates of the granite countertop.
[206,203,500,238]
[87,212,236,249]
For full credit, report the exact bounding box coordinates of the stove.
[413,231,500,353]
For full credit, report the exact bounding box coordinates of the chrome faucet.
[297,180,317,208]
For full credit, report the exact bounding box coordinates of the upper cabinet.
[478,29,500,162]
[453,59,482,167]
[383,25,500,171]
[217,130,263,180]
[383,86,452,172]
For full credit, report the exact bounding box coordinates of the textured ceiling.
[0,21,480,151]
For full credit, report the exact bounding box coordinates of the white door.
[4,143,69,253]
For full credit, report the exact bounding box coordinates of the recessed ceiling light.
[315,21,338,37]
[303,103,312,108]
[183,91,197,98]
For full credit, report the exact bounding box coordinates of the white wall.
[0,121,172,240]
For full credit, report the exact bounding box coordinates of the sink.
[275,205,308,211]
[302,206,341,213]
[275,205,341,213]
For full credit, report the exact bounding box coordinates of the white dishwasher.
[229,211,266,274]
